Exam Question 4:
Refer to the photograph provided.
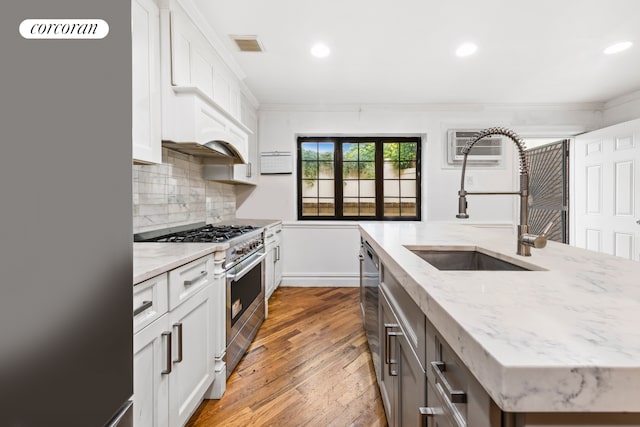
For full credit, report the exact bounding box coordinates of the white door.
[572,118,640,261]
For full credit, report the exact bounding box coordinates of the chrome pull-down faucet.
[456,127,551,256]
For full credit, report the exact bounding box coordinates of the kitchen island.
[359,221,640,422]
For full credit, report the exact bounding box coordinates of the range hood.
[162,128,246,164]
[161,86,250,165]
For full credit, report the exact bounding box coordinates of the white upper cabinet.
[167,2,242,122]
[132,0,162,164]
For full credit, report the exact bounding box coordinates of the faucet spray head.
[456,192,469,219]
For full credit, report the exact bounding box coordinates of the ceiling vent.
[230,35,264,52]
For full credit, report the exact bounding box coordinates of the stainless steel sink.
[409,249,533,271]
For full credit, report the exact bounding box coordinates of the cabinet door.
[379,292,399,427]
[168,288,213,427]
[398,332,426,427]
[274,227,283,287]
[133,314,170,427]
[264,243,276,300]
[132,0,161,164]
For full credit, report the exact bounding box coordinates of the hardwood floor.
[186,287,387,427]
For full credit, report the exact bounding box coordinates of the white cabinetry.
[132,0,162,164]
[264,223,283,313]
[133,254,216,427]
[133,274,169,427]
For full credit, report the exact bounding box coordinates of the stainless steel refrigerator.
[0,2,133,425]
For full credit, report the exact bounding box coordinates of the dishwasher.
[359,238,380,383]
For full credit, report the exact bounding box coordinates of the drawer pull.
[275,229,282,234]
[161,331,172,375]
[133,300,153,316]
[431,361,467,404]
[384,323,401,376]
[184,270,208,287]
[266,233,274,238]
[174,323,183,363]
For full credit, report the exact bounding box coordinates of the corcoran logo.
[19,19,109,39]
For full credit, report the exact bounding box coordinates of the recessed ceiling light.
[456,42,478,57]
[604,41,632,55]
[311,43,331,58]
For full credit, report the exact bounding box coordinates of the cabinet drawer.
[133,273,168,334]
[168,254,214,310]
[426,319,496,427]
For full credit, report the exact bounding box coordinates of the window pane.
[359,142,375,161]
[384,161,400,179]
[383,143,398,161]
[400,180,416,197]
[399,163,417,179]
[318,161,334,178]
[359,162,375,179]
[302,179,318,197]
[400,142,418,160]
[343,197,359,216]
[384,197,401,216]
[318,142,335,160]
[318,180,335,197]
[360,198,376,216]
[343,143,358,161]
[360,180,376,198]
[384,179,400,197]
[343,162,358,179]
[302,161,318,179]
[302,198,318,216]
[318,198,335,216]
[343,180,358,197]
[301,143,318,160]
[400,198,417,217]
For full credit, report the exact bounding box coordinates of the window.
[297,136,421,220]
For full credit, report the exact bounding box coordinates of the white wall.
[236,104,602,286]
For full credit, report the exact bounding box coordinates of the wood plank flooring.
[186,287,387,427]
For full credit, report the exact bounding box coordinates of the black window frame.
[297,136,422,221]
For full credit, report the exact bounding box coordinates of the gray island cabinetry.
[359,222,640,427]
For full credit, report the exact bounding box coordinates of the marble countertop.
[359,221,640,413]
[133,242,226,284]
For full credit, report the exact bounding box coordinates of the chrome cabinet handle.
[384,323,401,376]
[266,233,274,238]
[173,323,183,363]
[161,331,172,375]
[276,246,281,261]
[636,219,640,225]
[431,361,467,403]
[184,270,207,287]
[133,300,152,316]
[246,162,252,178]
[275,229,282,234]
[419,407,435,427]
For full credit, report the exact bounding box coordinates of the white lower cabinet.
[168,287,212,427]
[133,254,215,427]
[134,313,170,427]
[264,223,283,312]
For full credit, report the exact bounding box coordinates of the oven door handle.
[226,252,267,282]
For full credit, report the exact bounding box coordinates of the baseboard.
[281,273,359,287]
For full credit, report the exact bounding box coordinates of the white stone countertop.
[359,221,640,413]
[133,242,226,284]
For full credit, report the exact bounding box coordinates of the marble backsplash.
[133,148,236,233]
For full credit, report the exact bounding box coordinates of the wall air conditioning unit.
[446,129,504,167]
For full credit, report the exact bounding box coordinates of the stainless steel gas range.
[134,222,266,378]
